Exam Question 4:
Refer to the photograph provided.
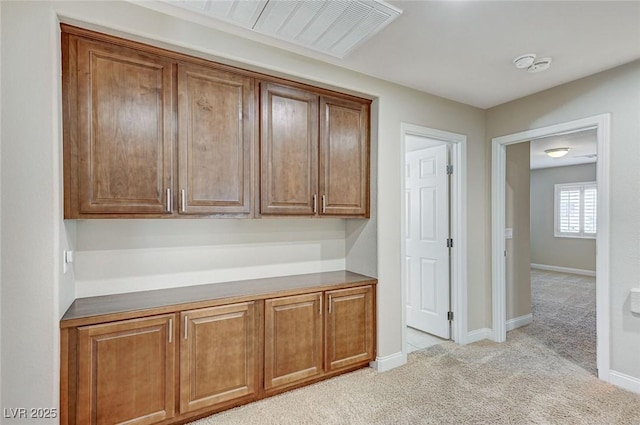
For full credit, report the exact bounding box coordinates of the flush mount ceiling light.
[513,53,552,73]
[545,147,570,158]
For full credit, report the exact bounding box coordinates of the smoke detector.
[513,53,552,73]
[527,57,552,73]
[513,54,536,69]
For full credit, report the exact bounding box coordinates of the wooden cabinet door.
[73,37,173,215]
[178,63,254,215]
[180,302,259,413]
[264,293,323,390]
[325,285,375,371]
[260,83,318,215]
[76,314,176,425]
[319,96,370,217]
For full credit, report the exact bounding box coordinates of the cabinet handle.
[166,188,171,212]
[322,195,326,214]
[313,194,318,214]
[168,318,173,343]
[184,315,188,340]
[181,189,186,213]
[319,294,323,315]
[328,295,332,314]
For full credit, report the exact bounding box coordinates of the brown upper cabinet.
[260,83,319,216]
[319,95,370,217]
[62,25,370,219]
[177,63,254,215]
[65,36,175,216]
[260,82,370,218]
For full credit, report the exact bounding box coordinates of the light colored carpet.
[190,270,640,424]
[190,337,640,424]
[524,269,597,375]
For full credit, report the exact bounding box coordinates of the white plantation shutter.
[555,182,597,238]
[558,186,581,233]
[583,184,597,235]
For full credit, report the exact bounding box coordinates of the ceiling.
[530,129,597,170]
[143,1,640,109]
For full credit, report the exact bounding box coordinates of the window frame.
[554,181,597,239]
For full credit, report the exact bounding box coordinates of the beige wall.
[1,0,490,413]
[530,164,597,271]
[506,143,531,321]
[487,60,640,382]
[74,219,348,297]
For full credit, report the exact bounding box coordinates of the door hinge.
[447,311,454,321]
[446,238,453,248]
[446,165,453,175]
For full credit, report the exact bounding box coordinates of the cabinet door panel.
[264,293,323,390]
[178,63,254,215]
[326,285,375,371]
[77,315,176,425]
[76,38,173,214]
[180,302,259,413]
[319,96,369,216]
[260,83,318,215]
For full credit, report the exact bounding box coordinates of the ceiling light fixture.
[513,53,552,73]
[545,147,570,158]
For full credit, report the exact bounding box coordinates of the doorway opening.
[401,123,468,357]
[505,129,598,374]
[491,114,610,381]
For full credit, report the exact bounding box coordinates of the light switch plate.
[631,288,640,314]
[63,250,74,274]
[505,228,513,239]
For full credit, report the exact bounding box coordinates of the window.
[554,181,597,238]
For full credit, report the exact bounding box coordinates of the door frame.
[491,113,610,381]
[401,123,468,353]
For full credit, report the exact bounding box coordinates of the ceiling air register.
[166,0,402,58]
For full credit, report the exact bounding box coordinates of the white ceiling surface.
[141,1,640,109]
[530,129,597,170]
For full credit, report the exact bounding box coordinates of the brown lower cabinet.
[60,272,376,425]
[264,293,323,391]
[326,286,375,371]
[75,315,176,425]
[180,302,261,414]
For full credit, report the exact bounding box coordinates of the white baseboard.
[466,328,492,344]
[609,370,640,395]
[370,351,407,372]
[506,314,532,331]
[530,263,596,277]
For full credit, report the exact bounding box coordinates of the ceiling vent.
[165,0,402,58]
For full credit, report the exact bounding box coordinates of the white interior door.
[405,144,450,338]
